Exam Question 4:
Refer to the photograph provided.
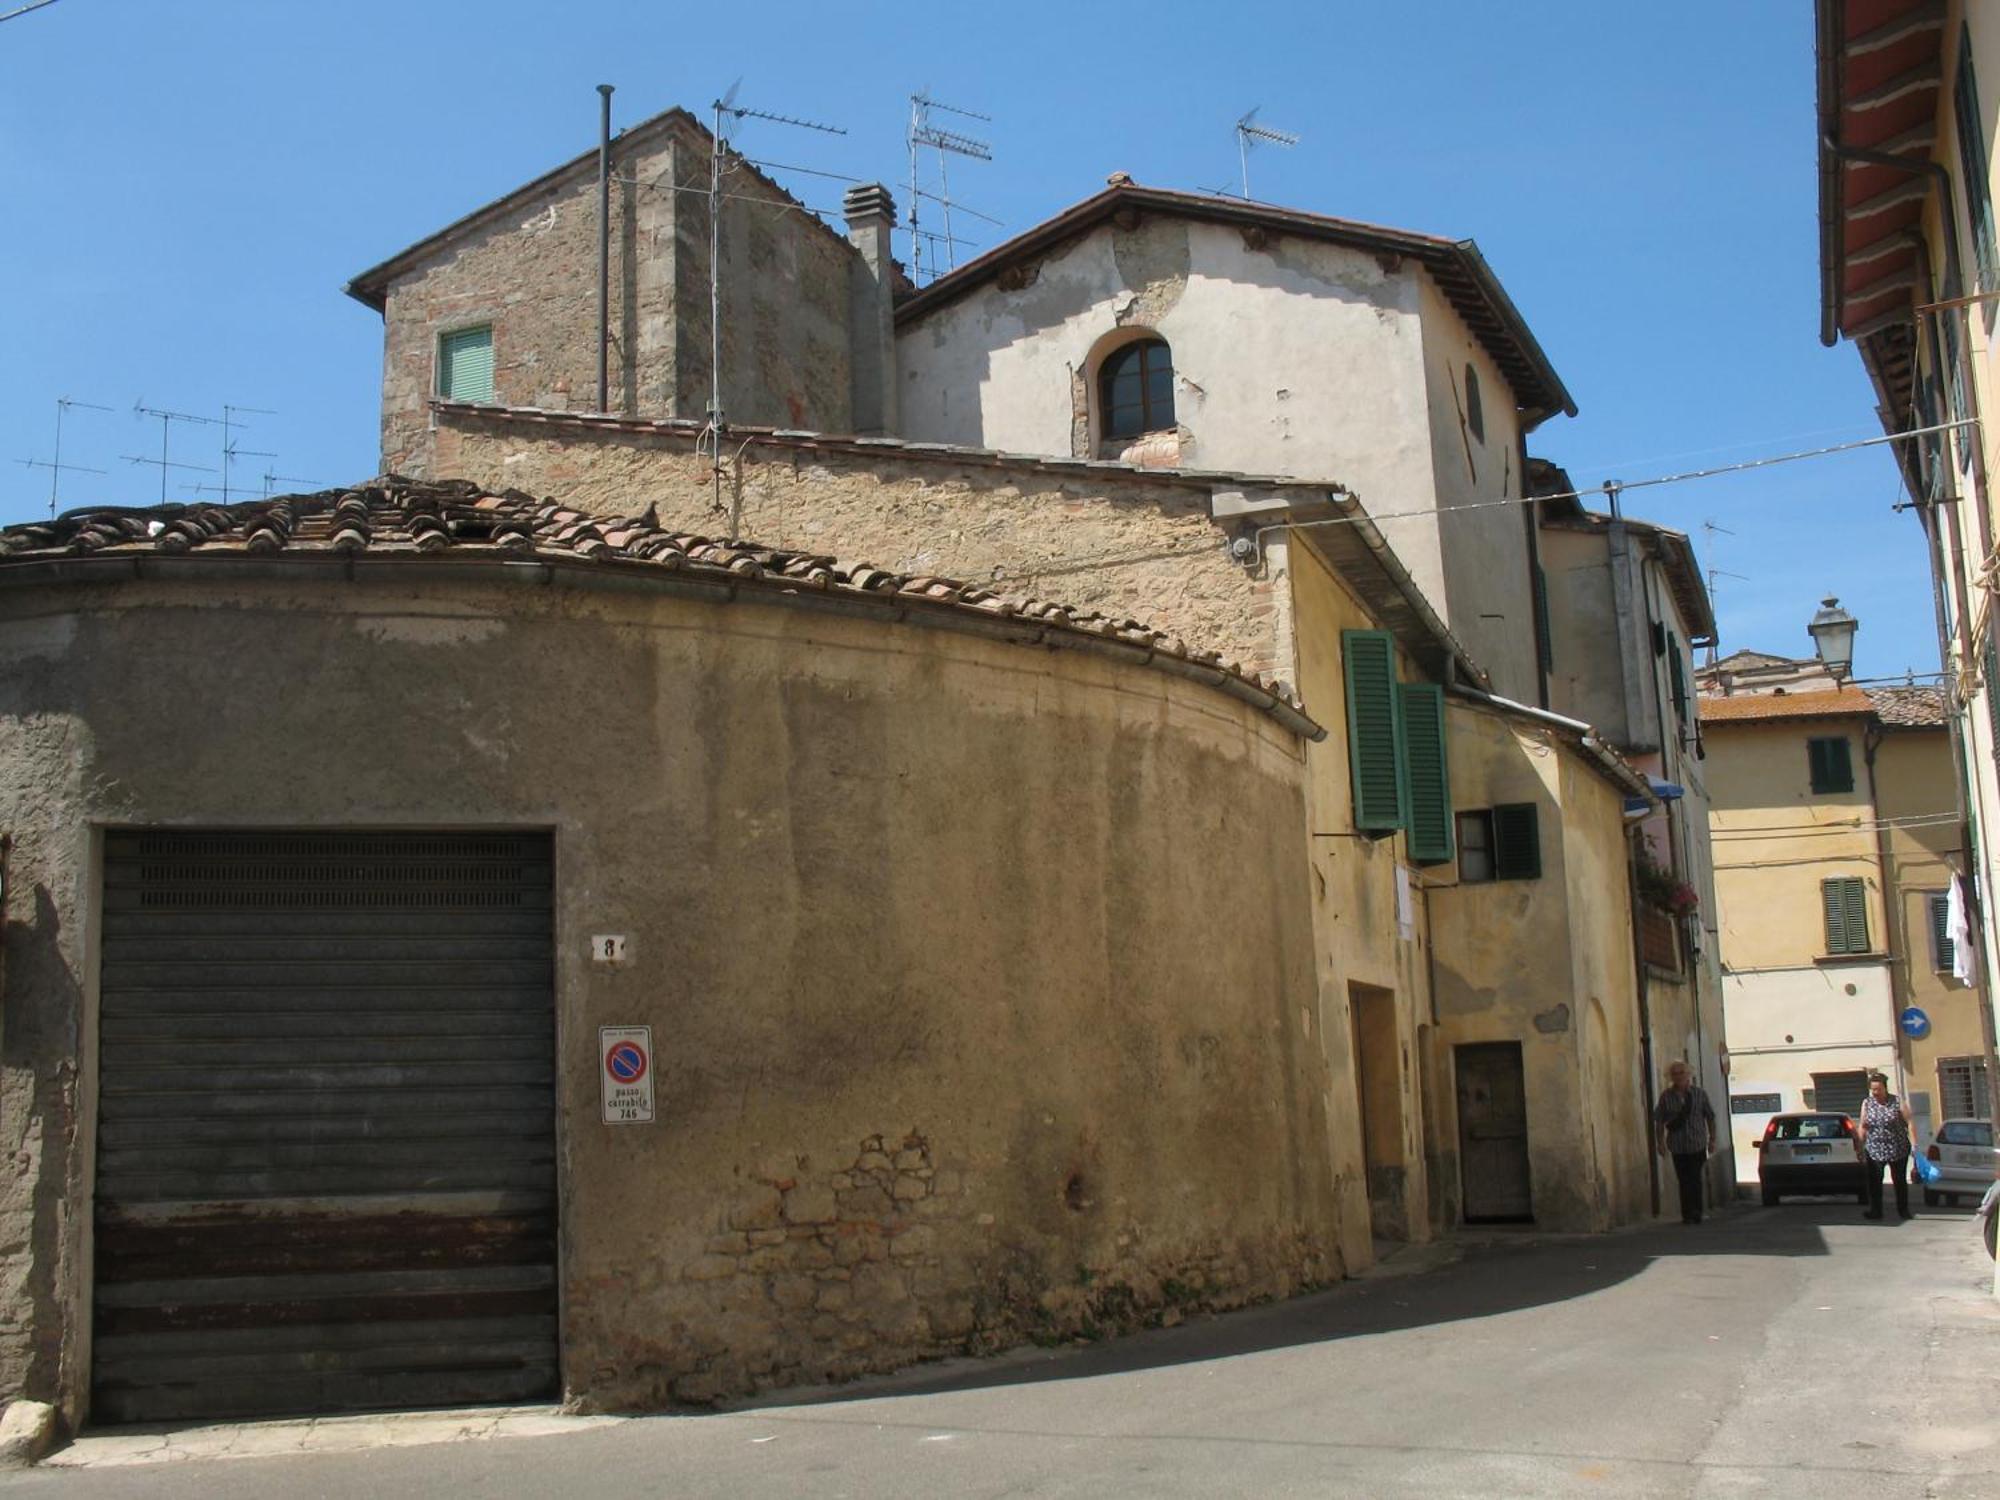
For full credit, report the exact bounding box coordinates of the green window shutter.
[1822,876,1869,955]
[1843,879,1869,952]
[1809,736,1853,794]
[1986,635,2000,749]
[1343,629,1409,833]
[1821,879,1849,953]
[1668,635,1688,727]
[1398,682,1453,865]
[439,325,495,403]
[1492,802,1541,880]
[1931,892,1955,972]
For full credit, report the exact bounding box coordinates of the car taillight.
[1842,1116,1858,1137]
[1763,1119,1780,1141]
[1928,1144,1942,1161]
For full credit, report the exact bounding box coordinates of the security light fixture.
[1807,596,1859,682]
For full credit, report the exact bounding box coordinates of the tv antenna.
[18,397,112,517]
[1235,107,1299,200]
[129,402,219,505]
[707,81,847,516]
[219,404,277,504]
[261,470,325,499]
[1698,521,1741,667]
[908,92,994,285]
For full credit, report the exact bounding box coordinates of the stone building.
[344,107,898,474]
[350,115,1572,705]
[0,481,1333,1426]
[340,111,1671,1253]
[0,109,1684,1428]
[1533,466,1732,1209]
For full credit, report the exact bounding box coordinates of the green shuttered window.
[1398,682,1453,864]
[1492,803,1541,880]
[1343,629,1409,833]
[1807,735,1853,795]
[1929,891,1955,973]
[439,325,495,403]
[1821,876,1870,956]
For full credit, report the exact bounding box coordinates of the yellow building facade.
[1702,684,1982,1182]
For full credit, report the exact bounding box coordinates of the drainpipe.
[1629,824,1660,1218]
[1863,721,1909,1100]
[596,84,614,414]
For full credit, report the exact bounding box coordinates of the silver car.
[1921,1118,1998,1207]
[1757,1112,1867,1205]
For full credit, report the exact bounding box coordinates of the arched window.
[1464,364,1485,444]
[1099,338,1175,439]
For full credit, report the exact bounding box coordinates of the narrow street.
[12,1201,1995,1500]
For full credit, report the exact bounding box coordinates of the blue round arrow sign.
[1898,1006,1931,1039]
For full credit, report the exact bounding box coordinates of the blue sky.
[0,0,1941,679]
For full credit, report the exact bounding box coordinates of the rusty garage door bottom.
[91,831,557,1425]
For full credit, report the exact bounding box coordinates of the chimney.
[844,183,899,435]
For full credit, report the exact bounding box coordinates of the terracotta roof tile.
[1697,687,1875,723]
[0,478,1319,736]
[1865,685,1949,727]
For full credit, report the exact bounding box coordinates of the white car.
[1922,1118,1998,1207]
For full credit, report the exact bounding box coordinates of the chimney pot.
[844,183,897,228]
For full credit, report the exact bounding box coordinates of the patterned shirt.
[1653,1084,1716,1154]
[1859,1095,1912,1163]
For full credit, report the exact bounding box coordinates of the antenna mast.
[18,397,111,516]
[1235,107,1299,200]
[1700,519,1743,670]
[708,84,846,518]
[129,403,218,506]
[220,404,277,504]
[907,93,994,284]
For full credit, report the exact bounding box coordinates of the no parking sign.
[600,1025,655,1124]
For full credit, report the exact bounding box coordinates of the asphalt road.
[11,1199,1998,1499]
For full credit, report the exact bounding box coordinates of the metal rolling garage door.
[92,831,558,1425]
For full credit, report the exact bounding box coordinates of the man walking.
[1653,1060,1717,1224]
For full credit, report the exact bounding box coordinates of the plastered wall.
[0,572,1336,1416]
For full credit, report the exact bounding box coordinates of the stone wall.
[0,569,1335,1418]
[371,116,857,476]
[431,410,1289,686]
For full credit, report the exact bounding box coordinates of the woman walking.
[1857,1071,1916,1221]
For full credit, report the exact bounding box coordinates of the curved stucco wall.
[0,571,1335,1414]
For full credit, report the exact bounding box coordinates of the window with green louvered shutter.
[1822,876,1869,955]
[1929,891,1954,973]
[438,325,495,403]
[1985,635,2000,751]
[1492,803,1541,881]
[1343,630,1408,833]
[1808,735,1853,794]
[1398,682,1453,865]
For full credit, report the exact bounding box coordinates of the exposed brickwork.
[367,113,858,476]
[432,408,1290,686]
[567,1130,1338,1408]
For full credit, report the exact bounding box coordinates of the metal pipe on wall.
[597,84,614,414]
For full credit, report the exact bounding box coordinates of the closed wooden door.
[1457,1042,1532,1223]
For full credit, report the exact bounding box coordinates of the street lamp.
[1808,596,1859,682]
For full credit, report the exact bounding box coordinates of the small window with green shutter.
[438,325,495,404]
[1398,682,1453,865]
[1807,735,1853,795]
[1492,803,1541,880]
[1342,629,1408,834]
[1929,891,1955,973]
[1821,876,1870,955]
